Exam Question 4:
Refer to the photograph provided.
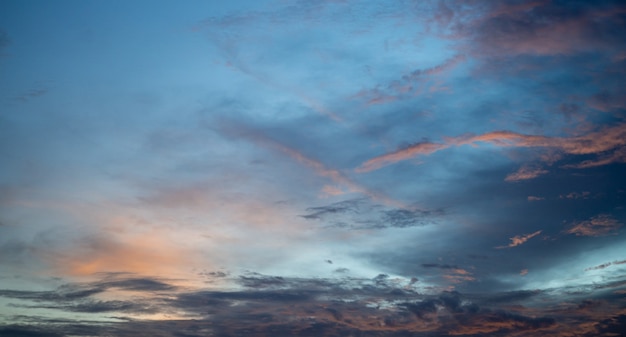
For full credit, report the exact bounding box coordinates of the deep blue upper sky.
[1,1,625,336]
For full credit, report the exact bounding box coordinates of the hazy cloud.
[301,198,442,230]
[505,165,548,182]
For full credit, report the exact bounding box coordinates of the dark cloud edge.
[1,273,625,336]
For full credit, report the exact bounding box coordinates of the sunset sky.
[1,0,626,336]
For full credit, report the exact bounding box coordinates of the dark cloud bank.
[1,273,625,336]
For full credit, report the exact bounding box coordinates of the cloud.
[527,196,544,201]
[3,272,626,336]
[44,230,201,277]
[453,0,626,57]
[300,198,365,220]
[356,123,626,175]
[495,230,542,249]
[355,54,467,105]
[505,165,548,182]
[217,120,405,207]
[588,90,626,113]
[566,214,622,237]
[0,326,66,337]
[301,198,442,230]
[422,263,459,270]
[447,310,555,336]
[583,260,626,272]
[0,275,178,318]
[356,141,447,173]
[564,146,626,169]
[560,191,591,200]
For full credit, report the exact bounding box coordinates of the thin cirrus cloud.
[495,230,543,249]
[504,165,549,182]
[356,123,626,175]
[585,259,626,271]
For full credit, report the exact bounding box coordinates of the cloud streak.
[495,230,542,249]
[357,123,626,176]
[566,214,622,237]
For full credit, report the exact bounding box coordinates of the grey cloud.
[0,276,177,316]
[422,263,459,270]
[0,287,104,302]
[301,198,442,230]
[300,198,367,220]
[12,299,158,314]
[0,326,65,337]
[2,272,625,336]
[479,289,543,304]
[95,277,176,292]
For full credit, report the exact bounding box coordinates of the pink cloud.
[452,1,626,58]
[495,230,542,249]
[356,123,626,175]
[356,142,448,173]
[566,214,622,237]
[221,121,406,208]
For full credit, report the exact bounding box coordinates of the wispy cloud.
[566,214,622,237]
[505,165,548,182]
[217,119,406,207]
[585,259,626,271]
[450,0,626,57]
[356,141,447,173]
[354,54,467,105]
[357,123,626,176]
[560,191,591,200]
[301,198,442,230]
[495,230,542,249]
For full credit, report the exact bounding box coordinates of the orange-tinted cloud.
[221,121,406,208]
[356,142,448,173]
[566,214,622,237]
[49,231,200,278]
[495,230,542,249]
[356,123,626,175]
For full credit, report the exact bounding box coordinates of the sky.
[1,0,625,336]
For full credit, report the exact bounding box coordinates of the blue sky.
[1,1,626,336]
